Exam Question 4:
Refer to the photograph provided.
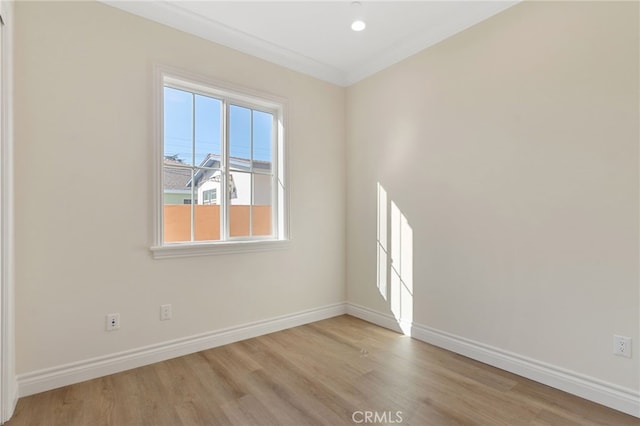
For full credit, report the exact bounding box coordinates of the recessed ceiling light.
[350,1,366,32]
[351,20,366,32]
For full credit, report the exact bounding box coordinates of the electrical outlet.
[160,304,172,321]
[613,335,631,358]
[106,313,120,331]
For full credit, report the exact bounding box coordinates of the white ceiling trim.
[102,0,350,85]
[102,1,520,87]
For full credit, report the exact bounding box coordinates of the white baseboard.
[346,302,640,418]
[17,302,347,398]
[347,303,404,333]
[16,301,640,418]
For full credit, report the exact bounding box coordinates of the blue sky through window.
[164,87,273,166]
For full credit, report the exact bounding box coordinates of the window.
[151,67,288,258]
[202,189,217,205]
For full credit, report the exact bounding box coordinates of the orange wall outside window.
[164,205,272,242]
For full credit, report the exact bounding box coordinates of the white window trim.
[150,239,291,259]
[150,65,290,259]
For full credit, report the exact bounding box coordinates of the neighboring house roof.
[190,154,271,188]
[192,154,222,187]
[164,154,272,190]
[163,159,192,191]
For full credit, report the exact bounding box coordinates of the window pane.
[253,174,272,236]
[195,205,221,241]
[160,75,285,249]
[194,168,221,241]
[229,171,250,205]
[229,105,251,168]
[164,87,193,165]
[192,167,222,194]
[229,171,251,237]
[195,94,222,167]
[253,110,273,173]
[163,165,193,243]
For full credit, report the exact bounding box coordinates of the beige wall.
[14,1,345,373]
[13,0,640,400]
[346,1,639,390]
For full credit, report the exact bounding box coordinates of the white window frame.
[202,188,217,205]
[150,66,289,259]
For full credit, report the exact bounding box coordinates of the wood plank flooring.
[7,315,640,425]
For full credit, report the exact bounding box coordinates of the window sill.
[150,239,290,259]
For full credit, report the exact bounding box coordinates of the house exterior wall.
[196,180,217,205]
[164,191,191,205]
[195,172,271,206]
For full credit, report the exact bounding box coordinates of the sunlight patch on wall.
[377,183,414,335]
[377,183,388,300]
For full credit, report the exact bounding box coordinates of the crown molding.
[101,1,349,86]
[101,1,519,88]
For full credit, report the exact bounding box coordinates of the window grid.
[160,73,282,247]
[190,94,196,243]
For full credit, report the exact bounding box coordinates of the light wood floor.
[7,315,640,425]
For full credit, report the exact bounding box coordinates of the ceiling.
[103,1,519,86]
